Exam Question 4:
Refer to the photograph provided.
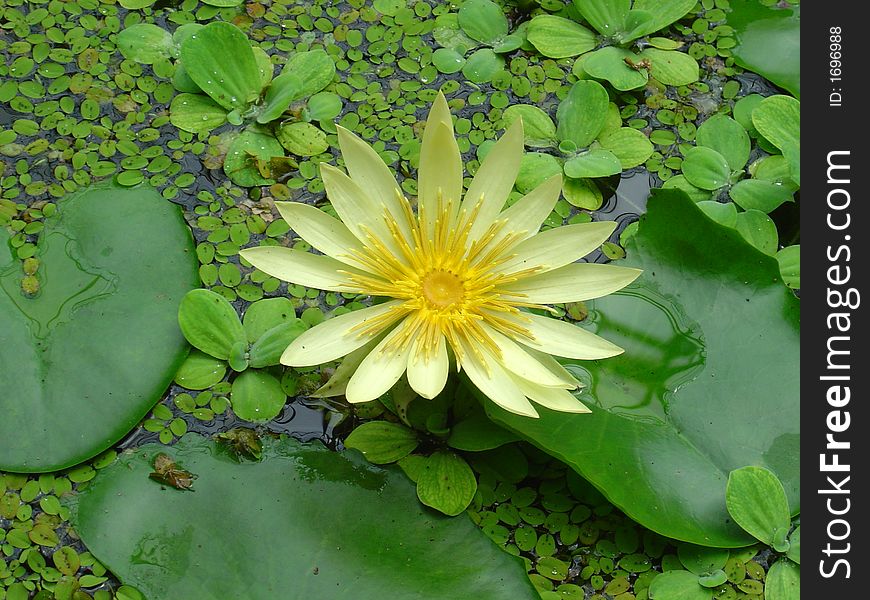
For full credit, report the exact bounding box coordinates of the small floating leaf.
[417,450,478,516]
[178,289,246,361]
[117,24,175,65]
[181,21,262,111]
[230,370,286,423]
[726,466,792,546]
[344,421,420,464]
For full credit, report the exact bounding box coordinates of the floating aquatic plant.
[431,0,527,83]
[118,20,341,186]
[241,93,641,418]
[527,0,700,90]
[174,290,308,423]
[505,80,654,209]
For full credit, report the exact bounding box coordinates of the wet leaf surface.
[0,184,198,472]
[68,434,537,600]
[485,189,799,546]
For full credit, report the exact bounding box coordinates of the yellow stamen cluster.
[340,189,546,367]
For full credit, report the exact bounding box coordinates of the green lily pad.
[526,15,597,59]
[752,95,800,185]
[638,48,699,87]
[727,0,800,98]
[696,115,750,172]
[503,105,557,148]
[432,48,466,74]
[276,122,330,156]
[458,0,508,45]
[765,559,800,600]
[484,189,799,546]
[230,370,286,422]
[68,435,536,599]
[0,184,198,472]
[563,148,622,179]
[556,80,610,149]
[170,93,228,134]
[461,48,505,84]
[649,570,711,600]
[583,47,649,91]
[306,92,343,122]
[117,24,176,65]
[681,147,731,191]
[181,21,262,111]
[726,466,792,546]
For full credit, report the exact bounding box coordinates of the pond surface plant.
[527,0,700,90]
[0,0,801,597]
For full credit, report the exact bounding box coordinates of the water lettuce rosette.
[241,93,641,417]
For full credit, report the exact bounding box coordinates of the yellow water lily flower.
[240,93,641,417]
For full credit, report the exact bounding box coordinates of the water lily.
[240,93,641,417]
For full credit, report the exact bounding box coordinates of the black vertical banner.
[803,2,867,596]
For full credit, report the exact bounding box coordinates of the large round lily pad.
[0,184,199,472]
[67,434,538,600]
[484,189,799,547]
[727,0,800,98]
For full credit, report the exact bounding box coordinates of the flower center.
[421,270,464,309]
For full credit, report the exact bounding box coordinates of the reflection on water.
[569,283,706,422]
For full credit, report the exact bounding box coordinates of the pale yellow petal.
[310,333,385,398]
[512,376,591,413]
[280,301,404,366]
[240,246,367,292]
[406,333,449,399]
[511,312,624,360]
[345,324,413,403]
[336,126,413,242]
[273,201,368,269]
[482,324,571,388]
[459,343,539,418]
[501,263,642,303]
[495,221,617,274]
[518,345,581,388]
[320,163,400,254]
[464,119,524,244]
[495,173,563,243]
[419,102,462,233]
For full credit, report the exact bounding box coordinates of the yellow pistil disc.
[421,270,464,309]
